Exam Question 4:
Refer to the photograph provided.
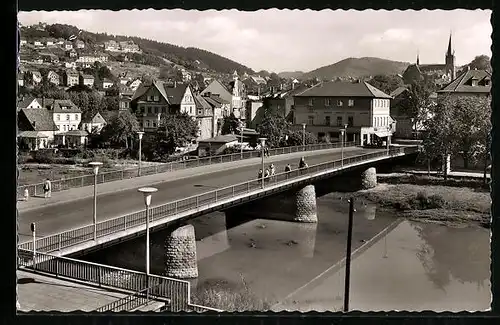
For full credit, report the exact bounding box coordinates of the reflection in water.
[80,193,490,312]
[412,222,490,292]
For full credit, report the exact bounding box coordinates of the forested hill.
[21,23,255,74]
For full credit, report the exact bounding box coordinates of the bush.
[408,191,446,210]
[191,278,272,312]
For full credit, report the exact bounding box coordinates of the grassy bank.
[332,174,491,228]
[190,278,273,312]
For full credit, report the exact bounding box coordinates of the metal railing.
[95,285,163,312]
[17,141,356,198]
[18,248,190,312]
[18,146,418,255]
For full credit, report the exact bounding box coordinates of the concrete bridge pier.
[164,224,198,279]
[360,167,377,190]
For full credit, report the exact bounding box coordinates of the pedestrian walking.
[264,168,270,181]
[258,169,263,181]
[284,164,292,180]
[265,147,270,157]
[43,178,52,199]
[299,157,308,169]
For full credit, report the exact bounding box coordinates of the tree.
[366,75,405,95]
[396,78,436,135]
[149,113,199,158]
[468,55,492,72]
[422,95,491,180]
[286,130,318,146]
[220,113,241,135]
[99,110,140,148]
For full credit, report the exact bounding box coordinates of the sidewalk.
[401,169,490,179]
[17,147,360,213]
[17,270,163,312]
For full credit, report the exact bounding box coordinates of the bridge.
[18,145,419,260]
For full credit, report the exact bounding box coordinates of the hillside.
[278,71,304,79]
[21,23,255,75]
[302,57,410,80]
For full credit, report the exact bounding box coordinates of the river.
[80,193,491,312]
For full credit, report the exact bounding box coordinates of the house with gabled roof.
[79,74,95,88]
[437,67,491,98]
[47,71,60,86]
[81,111,107,133]
[293,80,394,145]
[128,78,142,92]
[201,79,233,105]
[64,69,79,87]
[17,108,58,150]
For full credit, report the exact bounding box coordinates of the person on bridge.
[43,178,52,198]
[270,164,276,178]
[264,168,270,180]
[258,169,263,181]
[284,164,292,179]
[299,157,308,169]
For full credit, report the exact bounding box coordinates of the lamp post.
[30,222,36,270]
[138,187,158,276]
[240,123,244,159]
[301,123,306,148]
[340,124,347,167]
[343,197,376,312]
[259,137,267,189]
[89,161,103,242]
[386,124,392,155]
[137,131,144,177]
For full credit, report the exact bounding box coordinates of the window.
[153,121,157,128]
[348,116,354,127]
[66,114,70,121]
[308,98,314,106]
[154,95,159,102]
[198,109,203,115]
[147,107,152,114]
[348,99,355,107]
[154,107,159,114]
[325,116,331,126]
[56,114,60,121]
[308,115,314,125]
[325,99,331,106]
[337,116,343,126]
[190,107,193,115]
[146,120,150,127]
[75,114,78,120]
[337,100,343,107]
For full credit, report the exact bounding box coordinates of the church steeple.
[445,32,456,80]
[416,51,420,65]
[447,32,453,56]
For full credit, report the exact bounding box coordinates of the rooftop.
[295,80,392,99]
[438,68,491,94]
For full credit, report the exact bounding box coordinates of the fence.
[95,284,165,312]
[18,146,419,255]
[17,141,356,198]
[18,248,190,312]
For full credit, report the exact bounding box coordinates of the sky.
[18,9,492,73]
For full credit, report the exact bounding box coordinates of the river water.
[81,193,491,312]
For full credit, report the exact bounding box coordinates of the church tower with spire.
[416,51,420,66]
[445,33,456,80]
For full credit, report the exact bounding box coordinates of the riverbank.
[331,173,491,228]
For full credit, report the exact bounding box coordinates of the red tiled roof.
[295,81,392,98]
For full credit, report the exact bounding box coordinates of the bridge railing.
[95,284,163,312]
[17,141,356,198]
[18,248,191,312]
[18,146,418,254]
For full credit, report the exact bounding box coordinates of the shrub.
[407,191,446,210]
[191,278,272,312]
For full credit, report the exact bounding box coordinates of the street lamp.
[343,197,376,312]
[239,122,244,159]
[340,124,348,167]
[259,137,267,189]
[138,187,158,276]
[89,161,103,241]
[386,124,392,155]
[301,123,306,148]
[137,131,145,177]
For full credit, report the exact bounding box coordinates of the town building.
[119,41,141,53]
[104,40,120,52]
[293,80,394,145]
[74,40,85,49]
[47,71,60,86]
[18,72,24,87]
[63,41,73,50]
[64,70,79,87]
[79,74,95,88]
[40,53,59,64]
[45,38,56,47]
[100,78,114,90]
[25,70,42,86]
[402,34,457,86]
[192,93,230,140]
[67,49,78,58]
[81,111,107,133]
[228,71,247,119]
[131,80,191,132]
[437,67,491,98]
[127,78,142,92]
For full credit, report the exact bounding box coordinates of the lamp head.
[302,123,306,129]
[138,187,158,207]
[258,137,267,146]
[137,131,145,140]
[89,161,103,175]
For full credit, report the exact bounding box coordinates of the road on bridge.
[18,147,386,242]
